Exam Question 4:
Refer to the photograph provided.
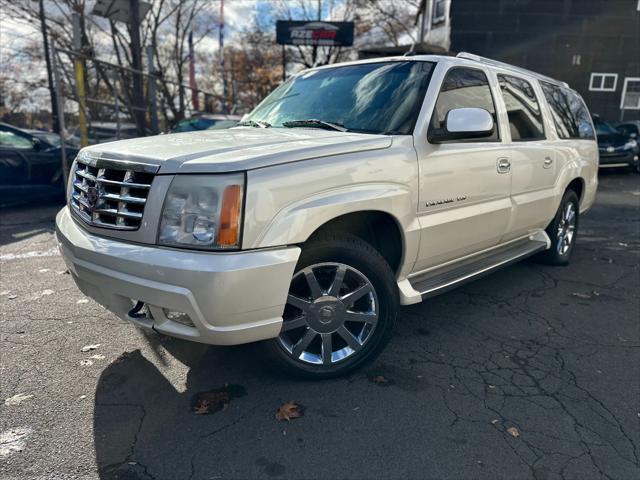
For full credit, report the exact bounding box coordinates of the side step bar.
[408,237,548,299]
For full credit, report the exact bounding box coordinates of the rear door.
[413,65,512,271]
[495,74,559,239]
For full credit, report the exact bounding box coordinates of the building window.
[432,0,446,25]
[621,78,640,110]
[589,73,618,92]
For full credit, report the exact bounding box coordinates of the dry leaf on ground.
[507,427,520,438]
[275,401,305,421]
[371,375,388,384]
[191,384,247,415]
[4,393,33,406]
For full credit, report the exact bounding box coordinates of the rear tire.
[536,190,580,266]
[263,233,398,379]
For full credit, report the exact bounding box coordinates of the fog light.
[163,309,195,327]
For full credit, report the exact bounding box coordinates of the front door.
[413,66,512,272]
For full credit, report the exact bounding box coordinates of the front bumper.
[55,207,300,345]
[598,150,639,168]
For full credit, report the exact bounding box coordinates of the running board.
[408,237,548,299]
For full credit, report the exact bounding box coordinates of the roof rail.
[456,52,569,88]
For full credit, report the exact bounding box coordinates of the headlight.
[158,174,244,250]
[624,139,638,150]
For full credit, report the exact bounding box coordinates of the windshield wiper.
[237,120,271,128]
[282,119,348,132]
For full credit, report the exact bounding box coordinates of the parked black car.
[0,122,78,205]
[170,113,240,133]
[615,120,640,140]
[594,118,639,173]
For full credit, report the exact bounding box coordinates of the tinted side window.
[430,67,499,142]
[497,74,545,141]
[540,82,595,140]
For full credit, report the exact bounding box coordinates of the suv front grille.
[70,154,159,230]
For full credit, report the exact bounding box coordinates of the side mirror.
[429,107,494,143]
[31,138,45,151]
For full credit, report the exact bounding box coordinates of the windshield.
[245,61,435,135]
[594,119,617,136]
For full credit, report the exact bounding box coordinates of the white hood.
[82,127,393,174]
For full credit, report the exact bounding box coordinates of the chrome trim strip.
[78,153,160,174]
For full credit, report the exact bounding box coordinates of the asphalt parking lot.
[1,172,639,480]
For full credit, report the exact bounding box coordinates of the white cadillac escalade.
[56,53,598,378]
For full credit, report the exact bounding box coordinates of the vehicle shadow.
[0,200,62,247]
[93,332,289,480]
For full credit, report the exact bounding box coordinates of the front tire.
[263,233,398,379]
[537,190,580,266]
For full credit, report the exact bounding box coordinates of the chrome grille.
[70,154,159,230]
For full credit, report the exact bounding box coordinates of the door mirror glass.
[32,138,45,151]
[429,107,494,143]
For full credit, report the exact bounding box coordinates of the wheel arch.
[306,210,405,275]
[566,177,585,204]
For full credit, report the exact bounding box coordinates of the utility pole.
[312,0,321,66]
[146,46,159,133]
[37,0,59,133]
[219,0,227,113]
[129,0,146,135]
[72,13,88,147]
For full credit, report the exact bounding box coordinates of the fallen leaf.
[372,375,388,384]
[90,354,105,360]
[77,299,89,304]
[80,360,93,366]
[193,399,211,415]
[8,295,17,300]
[618,242,628,247]
[275,401,305,422]
[191,384,247,415]
[507,427,520,438]
[41,289,54,296]
[81,344,101,352]
[79,395,87,400]
[56,270,69,275]
[38,269,50,273]
[491,419,499,425]
[4,393,33,406]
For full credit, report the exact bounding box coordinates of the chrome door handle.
[497,157,511,174]
[543,157,553,168]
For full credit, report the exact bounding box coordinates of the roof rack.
[456,52,569,88]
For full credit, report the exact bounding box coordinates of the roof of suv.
[308,52,571,91]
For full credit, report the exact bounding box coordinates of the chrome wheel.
[278,262,379,366]
[556,202,576,255]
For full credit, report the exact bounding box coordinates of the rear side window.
[540,82,595,140]
[497,74,545,141]
[430,67,499,142]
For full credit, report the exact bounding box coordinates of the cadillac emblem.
[86,186,100,211]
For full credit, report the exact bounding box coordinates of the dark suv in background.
[594,117,639,173]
